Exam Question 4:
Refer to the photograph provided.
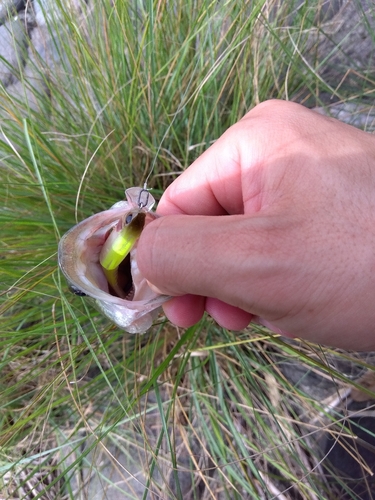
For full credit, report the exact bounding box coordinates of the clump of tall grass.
[1,1,375,498]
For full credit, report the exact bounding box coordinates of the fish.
[58,187,170,333]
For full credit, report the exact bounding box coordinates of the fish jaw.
[93,295,163,333]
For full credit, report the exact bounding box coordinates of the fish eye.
[125,213,133,224]
[68,284,87,296]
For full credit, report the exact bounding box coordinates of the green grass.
[1,0,375,498]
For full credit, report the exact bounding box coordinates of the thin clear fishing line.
[142,34,251,190]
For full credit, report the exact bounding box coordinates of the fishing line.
[142,34,252,191]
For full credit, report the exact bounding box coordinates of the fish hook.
[137,188,150,209]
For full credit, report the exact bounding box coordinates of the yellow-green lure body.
[100,210,146,297]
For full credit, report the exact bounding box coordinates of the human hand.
[137,100,375,350]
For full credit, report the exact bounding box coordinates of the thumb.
[137,213,261,310]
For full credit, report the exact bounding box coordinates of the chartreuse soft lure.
[99,209,146,298]
[58,187,169,333]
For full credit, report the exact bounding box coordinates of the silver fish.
[58,187,169,333]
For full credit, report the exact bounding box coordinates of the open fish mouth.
[58,187,170,333]
[107,252,133,300]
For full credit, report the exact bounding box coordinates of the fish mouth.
[107,253,135,300]
[67,252,134,300]
[59,203,162,307]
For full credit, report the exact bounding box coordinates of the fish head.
[58,188,169,333]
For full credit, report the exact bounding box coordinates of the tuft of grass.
[1,1,375,498]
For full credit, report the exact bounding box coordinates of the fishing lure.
[58,187,169,333]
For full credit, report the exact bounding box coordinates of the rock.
[33,0,86,26]
[76,436,149,500]
[323,415,375,499]
[0,0,24,25]
[0,17,28,86]
[314,102,375,131]
[307,1,375,89]
[0,24,53,116]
